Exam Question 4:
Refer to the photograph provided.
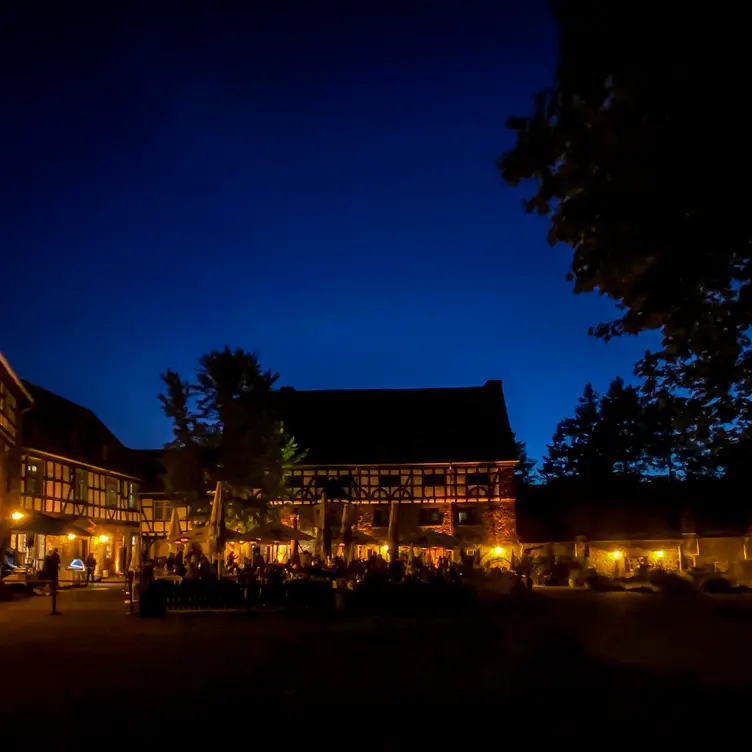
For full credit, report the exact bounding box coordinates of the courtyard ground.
[2,584,752,741]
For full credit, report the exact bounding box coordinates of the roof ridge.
[283,382,500,395]
[22,380,126,448]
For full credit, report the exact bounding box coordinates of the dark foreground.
[2,584,752,741]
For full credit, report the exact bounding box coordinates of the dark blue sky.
[1,0,657,463]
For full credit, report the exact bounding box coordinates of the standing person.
[85,551,97,586]
[43,548,61,592]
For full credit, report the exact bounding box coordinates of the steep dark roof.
[21,381,137,476]
[278,380,516,465]
[0,353,33,404]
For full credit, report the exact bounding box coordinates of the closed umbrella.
[167,508,181,553]
[387,501,400,562]
[340,503,356,564]
[129,535,142,572]
[315,496,327,559]
[207,481,226,576]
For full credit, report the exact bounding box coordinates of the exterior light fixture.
[654,550,664,558]
[99,534,109,543]
[68,533,76,541]
[382,544,389,552]
[494,546,504,556]
[610,550,622,560]
[11,511,24,521]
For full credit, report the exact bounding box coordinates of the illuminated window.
[105,477,118,507]
[128,483,138,509]
[153,501,169,521]
[74,469,88,501]
[0,385,16,425]
[25,459,43,496]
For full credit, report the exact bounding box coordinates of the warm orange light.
[11,511,24,521]
[67,533,76,541]
[99,534,109,543]
[654,550,664,558]
[494,546,504,556]
[382,544,389,552]
[610,550,622,560]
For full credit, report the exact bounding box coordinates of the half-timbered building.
[142,380,518,560]
[277,380,517,557]
[0,353,33,561]
[11,383,141,580]
[136,449,193,558]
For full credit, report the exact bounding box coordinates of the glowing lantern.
[610,550,622,560]
[494,546,504,556]
[11,511,24,521]
[99,534,109,543]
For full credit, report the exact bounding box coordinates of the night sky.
[2,1,657,463]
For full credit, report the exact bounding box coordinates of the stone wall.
[482,500,517,547]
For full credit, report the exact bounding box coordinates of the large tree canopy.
[159,347,304,528]
[500,1,752,436]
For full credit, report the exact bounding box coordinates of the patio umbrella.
[128,535,142,572]
[207,481,226,574]
[332,529,379,546]
[243,523,314,545]
[401,528,459,550]
[167,508,181,553]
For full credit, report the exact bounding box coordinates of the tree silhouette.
[158,347,304,528]
[499,0,752,437]
[539,423,573,484]
[539,377,710,485]
[513,434,536,485]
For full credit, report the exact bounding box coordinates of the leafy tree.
[639,390,712,481]
[159,347,304,529]
[499,1,752,435]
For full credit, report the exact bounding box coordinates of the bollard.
[124,571,135,616]
[50,580,61,616]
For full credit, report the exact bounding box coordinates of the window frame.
[105,477,119,508]
[25,458,43,496]
[127,482,138,509]
[74,468,89,501]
